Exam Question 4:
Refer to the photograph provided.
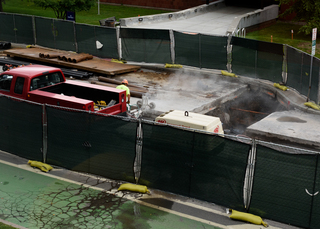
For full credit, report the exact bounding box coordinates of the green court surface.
[0,161,222,229]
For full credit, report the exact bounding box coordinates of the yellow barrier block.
[28,160,53,173]
[230,209,268,227]
[118,183,150,193]
[221,70,238,77]
[273,83,288,91]
[304,102,320,110]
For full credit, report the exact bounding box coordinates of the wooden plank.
[4,47,140,75]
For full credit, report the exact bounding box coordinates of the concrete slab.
[246,110,320,151]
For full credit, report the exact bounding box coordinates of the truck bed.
[29,80,127,114]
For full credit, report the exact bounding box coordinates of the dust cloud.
[145,69,241,113]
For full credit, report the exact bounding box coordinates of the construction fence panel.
[174,31,200,67]
[0,13,15,42]
[231,37,283,82]
[46,107,91,173]
[249,144,317,228]
[94,26,119,59]
[120,28,171,63]
[200,35,228,70]
[52,19,76,52]
[87,115,137,182]
[13,14,34,45]
[75,24,97,56]
[286,46,303,93]
[310,57,320,103]
[286,46,320,102]
[139,123,194,196]
[34,17,56,49]
[190,134,250,211]
[310,155,320,229]
[46,106,137,181]
[0,96,43,161]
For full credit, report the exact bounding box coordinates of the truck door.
[13,77,25,99]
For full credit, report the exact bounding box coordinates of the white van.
[155,110,224,135]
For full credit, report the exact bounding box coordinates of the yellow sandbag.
[28,160,53,172]
[273,83,288,91]
[304,102,320,110]
[111,59,125,64]
[221,70,238,77]
[118,183,150,193]
[230,209,268,227]
[165,63,183,68]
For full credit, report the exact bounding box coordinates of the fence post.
[227,33,233,73]
[134,119,143,183]
[12,14,17,43]
[73,21,78,53]
[116,26,122,60]
[42,104,48,163]
[282,45,288,84]
[308,153,319,228]
[32,15,36,45]
[169,29,175,64]
[199,34,201,68]
[243,139,256,209]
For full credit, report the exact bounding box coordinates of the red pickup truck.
[0,65,127,115]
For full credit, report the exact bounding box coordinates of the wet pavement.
[0,150,301,229]
[0,151,223,229]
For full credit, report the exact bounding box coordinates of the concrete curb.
[226,4,279,35]
[119,0,226,27]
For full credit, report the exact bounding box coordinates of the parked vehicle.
[0,65,127,115]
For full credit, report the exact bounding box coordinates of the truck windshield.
[30,72,64,91]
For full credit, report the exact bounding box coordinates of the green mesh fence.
[190,134,250,211]
[13,14,34,44]
[75,24,96,55]
[286,47,320,102]
[95,26,118,58]
[310,58,320,103]
[231,37,283,82]
[46,107,136,181]
[139,123,194,196]
[310,155,320,229]
[0,13,15,42]
[174,31,200,67]
[200,35,228,70]
[53,20,76,52]
[121,28,171,63]
[34,17,55,49]
[87,114,137,181]
[249,144,317,228]
[0,96,43,161]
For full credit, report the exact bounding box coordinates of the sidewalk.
[0,150,300,229]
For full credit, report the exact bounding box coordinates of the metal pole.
[42,104,48,163]
[98,0,100,15]
[169,30,175,64]
[307,56,313,102]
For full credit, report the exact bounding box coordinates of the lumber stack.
[90,76,148,98]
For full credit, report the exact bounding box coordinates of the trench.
[205,86,288,136]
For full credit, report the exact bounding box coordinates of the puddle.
[277,116,307,123]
